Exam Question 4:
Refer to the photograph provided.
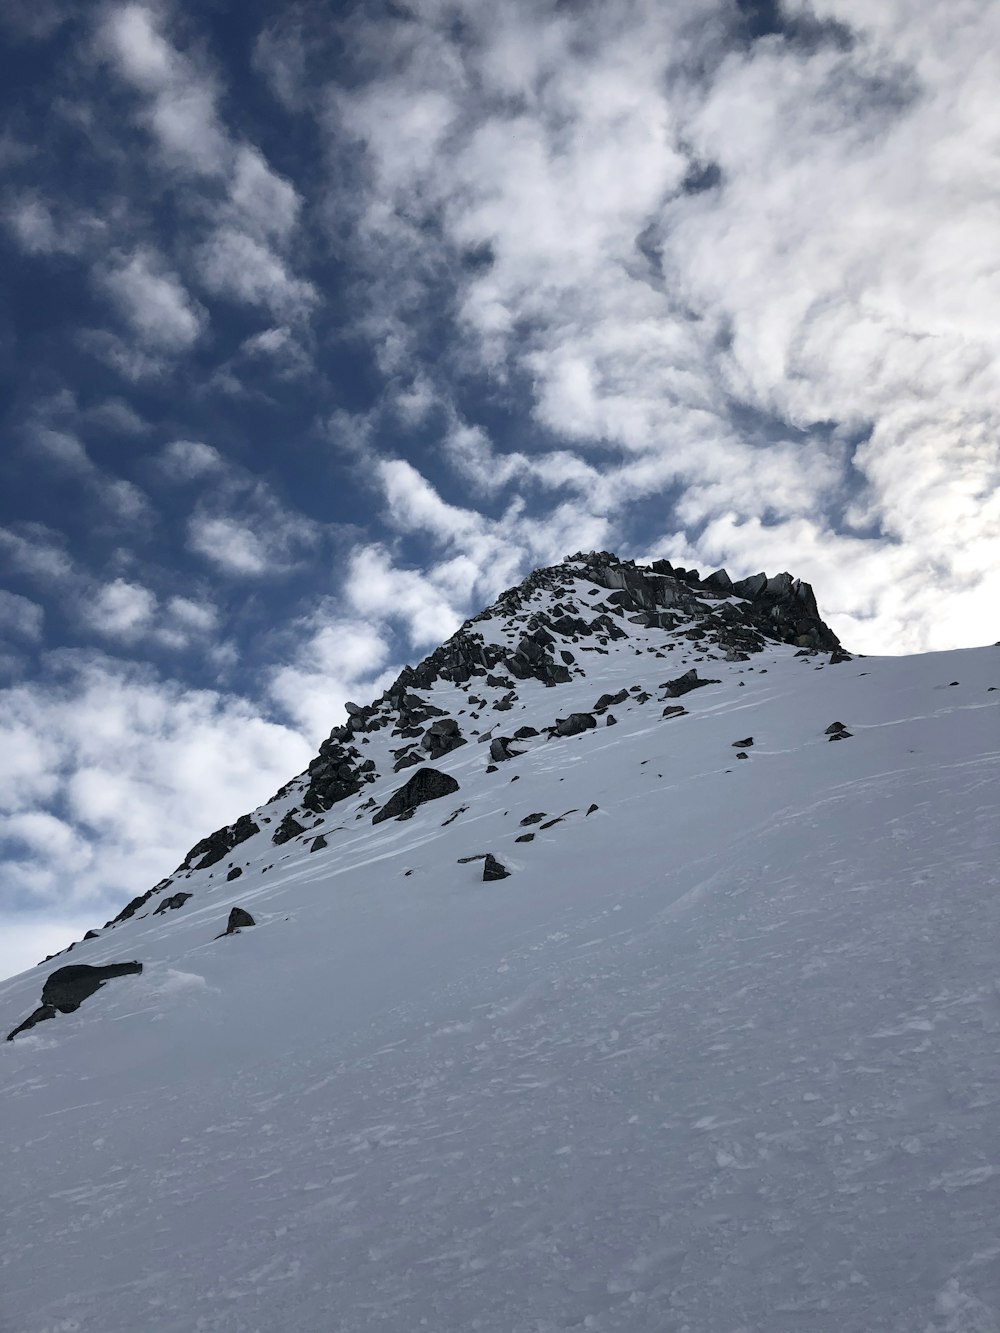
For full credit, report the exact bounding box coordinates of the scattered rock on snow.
[7,962,143,1041]
[483,854,510,881]
[218,907,255,937]
[372,768,461,825]
[154,891,192,915]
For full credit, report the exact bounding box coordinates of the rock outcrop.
[7,962,143,1041]
[372,768,461,825]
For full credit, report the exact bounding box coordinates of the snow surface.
[3,569,999,1333]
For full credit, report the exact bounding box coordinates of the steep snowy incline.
[2,553,998,1332]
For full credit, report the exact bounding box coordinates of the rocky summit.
[3,551,998,1333]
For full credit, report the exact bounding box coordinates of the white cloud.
[159,439,225,481]
[0,524,75,584]
[0,652,313,932]
[326,0,1000,652]
[186,494,319,578]
[269,609,395,740]
[100,249,205,351]
[195,227,317,321]
[87,578,158,640]
[101,2,229,174]
[0,591,44,642]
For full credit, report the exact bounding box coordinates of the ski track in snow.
[2,570,999,1333]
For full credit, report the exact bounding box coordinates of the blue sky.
[1,0,998,977]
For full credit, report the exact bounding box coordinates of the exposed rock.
[372,768,461,825]
[272,811,307,845]
[483,853,510,882]
[226,866,243,881]
[661,669,721,699]
[219,907,255,937]
[519,812,547,826]
[490,736,523,763]
[662,705,688,720]
[421,717,466,760]
[512,725,539,739]
[7,962,143,1041]
[515,833,535,843]
[551,712,597,737]
[183,814,260,872]
[393,749,423,772]
[310,835,328,853]
[825,721,853,741]
[154,891,192,915]
[594,688,629,712]
[586,803,599,815]
[606,714,617,726]
[830,648,853,664]
[732,737,754,747]
[736,751,749,760]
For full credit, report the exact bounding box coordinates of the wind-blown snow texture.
[3,553,999,1333]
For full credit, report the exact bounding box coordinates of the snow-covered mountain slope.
[3,552,999,1333]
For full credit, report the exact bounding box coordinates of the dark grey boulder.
[310,834,328,852]
[154,891,193,915]
[421,718,466,760]
[732,737,754,747]
[489,736,523,763]
[226,866,243,881]
[661,669,721,699]
[483,854,510,882]
[519,812,547,826]
[372,768,460,825]
[662,705,688,719]
[552,712,597,737]
[272,811,307,845]
[594,689,628,711]
[218,907,255,937]
[7,961,143,1041]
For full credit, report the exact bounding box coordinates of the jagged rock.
[515,833,535,843]
[489,736,524,763]
[552,712,597,737]
[825,721,848,734]
[661,668,721,699]
[594,689,628,711]
[310,835,328,853]
[662,705,688,720]
[226,866,243,881]
[483,854,510,882]
[732,737,754,747]
[830,648,853,665]
[512,725,539,739]
[736,751,749,760]
[7,962,143,1041]
[520,812,547,826]
[184,814,260,872]
[586,803,599,815]
[421,718,466,760]
[272,811,307,845]
[219,907,255,937]
[393,749,423,772]
[457,853,487,864]
[154,891,192,915]
[372,768,461,825]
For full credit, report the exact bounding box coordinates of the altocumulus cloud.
[0,0,996,975]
